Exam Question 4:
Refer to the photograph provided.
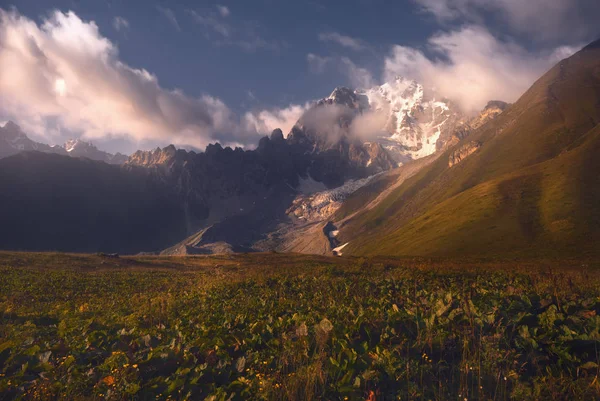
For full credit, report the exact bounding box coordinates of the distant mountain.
[0,121,127,164]
[0,121,66,159]
[64,138,128,164]
[330,39,600,258]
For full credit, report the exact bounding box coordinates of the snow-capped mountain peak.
[64,138,97,153]
[356,76,465,163]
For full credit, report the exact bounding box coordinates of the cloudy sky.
[1,0,598,154]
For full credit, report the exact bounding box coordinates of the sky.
[1,0,599,154]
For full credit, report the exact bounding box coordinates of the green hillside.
[339,40,600,257]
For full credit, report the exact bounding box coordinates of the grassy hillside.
[339,40,600,258]
[1,252,600,400]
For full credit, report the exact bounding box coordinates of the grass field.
[1,252,599,400]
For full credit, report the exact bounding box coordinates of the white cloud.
[307,53,332,73]
[383,25,582,112]
[188,9,281,52]
[307,54,375,89]
[0,9,265,149]
[243,103,311,136]
[339,57,374,89]
[189,10,230,37]
[413,0,600,42]
[157,6,181,32]
[318,32,366,51]
[112,16,129,32]
[216,5,230,17]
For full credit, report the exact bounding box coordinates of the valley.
[2,2,600,401]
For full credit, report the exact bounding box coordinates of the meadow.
[0,252,599,400]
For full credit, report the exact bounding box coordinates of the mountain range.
[0,122,127,164]
[0,39,598,257]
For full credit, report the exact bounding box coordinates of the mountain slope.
[336,40,600,257]
[0,152,187,253]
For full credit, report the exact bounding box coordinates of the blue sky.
[1,0,598,153]
[10,0,438,111]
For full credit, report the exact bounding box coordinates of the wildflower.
[132,364,138,369]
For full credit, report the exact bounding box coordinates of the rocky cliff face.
[444,101,509,149]
[448,141,482,167]
[287,86,397,186]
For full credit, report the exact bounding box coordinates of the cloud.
[112,16,129,32]
[339,57,374,89]
[216,5,230,17]
[318,32,366,51]
[297,104,350,145]
[189,10,230,37]
[307,53,332,73]
[157,6,181,32]
[188,9,281,52]
[243,103,311,136]
[307,54,374,89]
[0,8,267,149]
[383,25,582,112]
[413,0,600,42]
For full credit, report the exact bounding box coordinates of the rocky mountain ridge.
[0,74,511,255]
[0,121,127,164]
[303,78,508,166]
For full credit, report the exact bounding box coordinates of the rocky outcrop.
[468,101,509,130]
[448,141,482,167]
[444,101,509,149]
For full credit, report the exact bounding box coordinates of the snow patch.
[356,76,457,162]
[332,242,348,256]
